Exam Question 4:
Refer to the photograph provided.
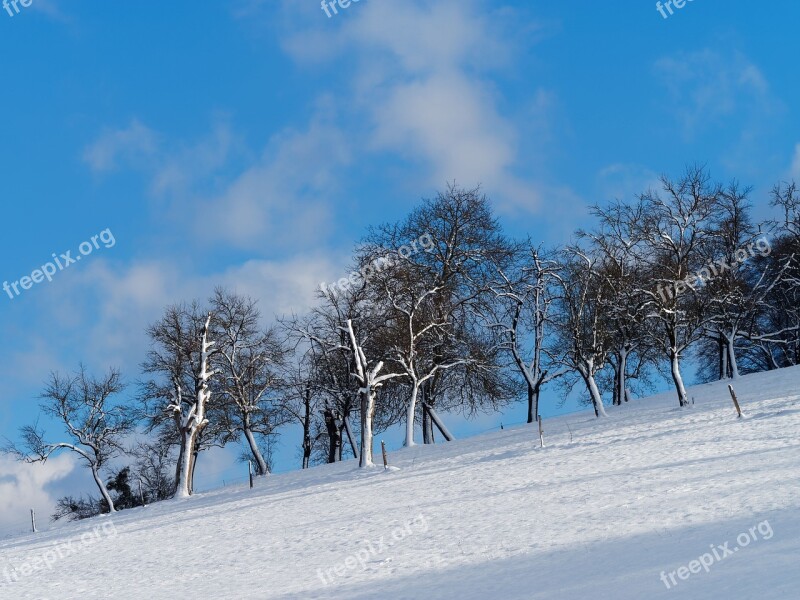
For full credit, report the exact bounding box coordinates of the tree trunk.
[421,383,432,444]
[586,374,607,417]
[176,314,215,498]
[422,403,433,444]
[670,350,688,407]
[579,362,607,417]
[617,348,628,408]
[726,336,740,379]
[175,427,195,498]
[533,379,543,421]
[426,403,455,441]
[342,414,358,459]
[173,425,188,497]
[323,407,340,463]
[527,384,536,423]
[189,446,199,495]
[404,381,420,447]
[91,465,116,513]
[243,425,268,476]
[359,389,375,467]
[527,378,544,423]
[302,388,312,469]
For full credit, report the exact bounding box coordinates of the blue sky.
[1,0,798,530]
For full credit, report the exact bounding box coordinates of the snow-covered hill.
[2,367,800,599]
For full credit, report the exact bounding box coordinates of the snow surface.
[2,366,800,599]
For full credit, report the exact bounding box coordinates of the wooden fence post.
[381,440,389,470]
[728,384,743,418]
[248,461,254,489]
[138,478,146,507]
[30,509,37,533]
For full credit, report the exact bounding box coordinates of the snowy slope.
[2,366,800,600]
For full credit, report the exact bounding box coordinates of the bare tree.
[579,222,656,406]
[279,345,327,469]
[5,366,134,513]
[211,289,287,476]
[742,182,800,368]
[130,438,175,503]
[487,243,566,423]
[364,247,473,446]
[282,308,361,463]
[592,166,722,407]
[551,246,610,417]
[364,184,515,442]
[141,303,220,498]
[693,182,795,379]
[343,318,403,467]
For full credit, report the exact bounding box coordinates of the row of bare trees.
[5,171,799,518]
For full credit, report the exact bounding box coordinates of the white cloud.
[151,119,242,197]
[654,49,778,140]
[215,254,341,318]
[82,120,159,173]
[0,454,76,534]
[371,73,514,185]
[197,118,349,248]
[25,251,341,373]
[597,163,661,202]
[83,114,346,251]
[789,143,800,180]
[30,0,70,22]
[280,0,549,214]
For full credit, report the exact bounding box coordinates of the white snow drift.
[2,365,799,599]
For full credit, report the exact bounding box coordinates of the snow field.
[2,365,799,599]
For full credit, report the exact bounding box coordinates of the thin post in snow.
[248,461,254,489]
[728,384,743,418]
[538,415,544,448]
[30,509,37,533]
[381,440,389,470]
[138,478,146,507]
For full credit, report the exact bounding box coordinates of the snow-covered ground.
[2,366,800,599]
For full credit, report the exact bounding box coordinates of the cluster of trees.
[4,168,798,520]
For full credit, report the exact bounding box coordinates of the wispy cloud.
[279,0,553,214]
[654,49,779,140]
[195,117,348,249]
[0,454,75,533]
[789,143,800,180]
[83,120,159,173]
[597,163,661,201]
